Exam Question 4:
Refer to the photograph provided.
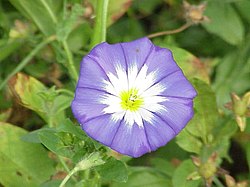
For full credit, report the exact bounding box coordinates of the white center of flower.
[100,64,168,127]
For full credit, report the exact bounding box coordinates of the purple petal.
[82,114,121,146]
[88,42,127,76]
[111,120,151,157]
[144,46,180,82]
[145,70,197,99]
[71,88,115,123]
[143,115,176,151]
[120,37,153,70]
[144,97,194,133]
[77,56,109,91]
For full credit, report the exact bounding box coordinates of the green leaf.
[0,122,55,187]
[96,157,128,182]
[213,41,250,108]
[150,158,175,177]
[172,160,201,187]
[56,4,84,42]
[154,39,210,83]
[235,0,250,23]
[8,0,62,36]
[57,119,86,140]
[203,0,244,45]
[170,47,210,83]
[21,129,44,143]
[107,0,132,26]
[9,73,71,126]
[0,39,23,62]
[188,79,218,140]
[38,129,72,158]
[9,73,48,121]
[111,167,171,187]
[176,128,202,154]
[67,23,92,52]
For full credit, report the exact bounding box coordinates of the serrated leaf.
[203,0,244,45]
[0,122,55,187]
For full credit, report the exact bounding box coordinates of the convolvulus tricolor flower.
[71,38,197,157]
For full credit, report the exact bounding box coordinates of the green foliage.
[0,122,55,187]
[203,0,244,45]
[8,0,62,36]
[172,160,201,187]
[1,0,250,186]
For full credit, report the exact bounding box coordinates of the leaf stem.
[90,0,109,48]
[0,35,56,90]
[62,41,78,82]
[59,167,78,187]
[147,22,193,38]
[58,156,70,173]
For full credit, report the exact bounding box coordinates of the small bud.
[231,93,247,116]
[226,92,250,131]
[198,153,217,180]
[191,156,201,167]
[183,1,209,24]
[235,116,246,132]
[225,174,236,187]
[225,174,248,187]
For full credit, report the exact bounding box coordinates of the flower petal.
[77,56,110,91]
[71,88,116,123]
[111,120,151,157]
[88,42,127,77]
[81,114,121,146]
[142,70,197,99]
[143,97,194,133]
[143,114,176,151]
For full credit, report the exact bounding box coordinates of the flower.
[71,37,197,157]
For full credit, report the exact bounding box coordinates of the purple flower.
[71,37,197,157]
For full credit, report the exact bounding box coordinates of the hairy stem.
[147,22,193,38]
[90,0,109,48]
[62,41,78,82]
[0,35,56,90]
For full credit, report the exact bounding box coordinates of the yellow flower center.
[120,88,144,111]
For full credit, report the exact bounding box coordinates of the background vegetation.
[0,0,249,186]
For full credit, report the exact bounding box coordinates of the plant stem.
[62,41,78,82]
[147,22,193,38]
[58,156,70,173]
[59,167,78,187]
[0,35,56,90]
[90,0,109,48]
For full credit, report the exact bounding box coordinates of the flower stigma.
[120,88,144,111]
